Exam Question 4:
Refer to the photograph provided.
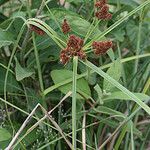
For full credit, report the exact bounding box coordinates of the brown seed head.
[92,41,113,55]
[95,0,107,8]
[61,19,71,34]
[30,25,45,35]
[67,34,84,51]
[60,34,86,65]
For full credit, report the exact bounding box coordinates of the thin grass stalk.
[140,126,150,150]
[32,33,47,108]
[84,19,100,44]
[32,33,44,92]
[27,20,65,49]
[130,121,135,150]
[84,19,95,43]
[5,104,40,150]
[125,133,130,150]
[72,56,78,149]
[43,0,62,33]
[12,92,72,149]
[132,9,143,91]
[82,109,86,150]
[115,74,150,149]
[114,125,127,150]
[32,33,50,150]
[98,99,150,150]
[117,42,127,86]
[4,24,26,133]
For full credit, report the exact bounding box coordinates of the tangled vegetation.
[0,0,150,149]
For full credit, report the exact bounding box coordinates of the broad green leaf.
[103,59,121,91]
[51,69,91,99]
[36,35,55,50]
[87,72,97,85]
[94,84,103,104]
[0,128,11,141]
[15,58,34,81]
[103,91,149,102]
[0,12,7,23]
[0,28,14,48]
[91,106,125,120]
[66,15,101,37]
[0,66,21,94]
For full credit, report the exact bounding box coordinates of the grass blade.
[81,60,150,115]
[130,121,135,150]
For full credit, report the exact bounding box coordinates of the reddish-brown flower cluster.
[92,41,113,55]
[67,34,84,50]
[60,34,86,65]
[95,0,107,8]
[95,0,112,20]
[30,25,45,35]
[61,19,71,34]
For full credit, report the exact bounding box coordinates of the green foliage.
[0,128,11,142]
[0,0,150,149]
[51,69,91,99]
[103,91,149,102]
[15,58,34,81]
[0,29,14,48]
[103,59,122,91]
[0,66,21,94]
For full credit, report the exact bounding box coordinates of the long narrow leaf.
[81,60,150,115]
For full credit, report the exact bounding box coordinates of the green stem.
[114,125,127,150]
[140,126,150,150]
[72,56,78,150]
[117,41,127,86]
[116,42,130,148]
[132,9,143,91]
[125,133,130,150]
[32,33,46,108]
[44,0,62,33]
[4,24,25,133]
[130,121,135,150]
[84,19,100,44]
